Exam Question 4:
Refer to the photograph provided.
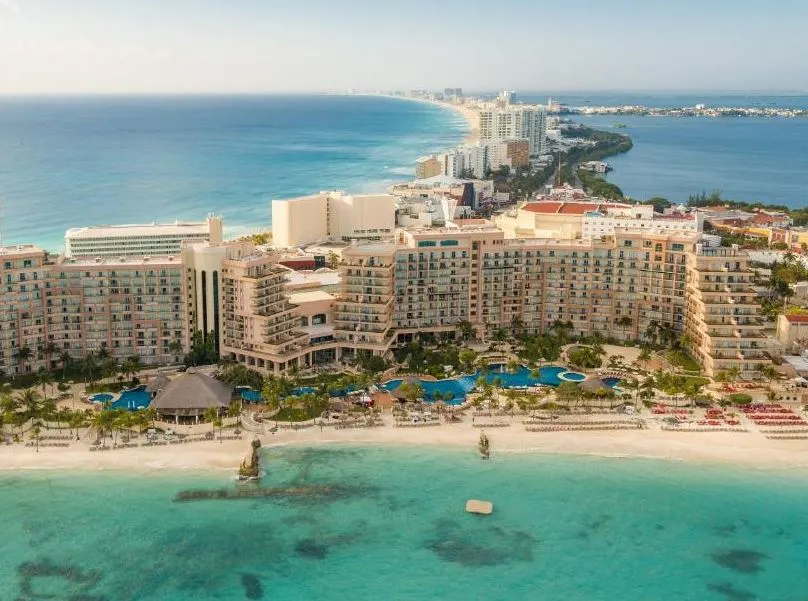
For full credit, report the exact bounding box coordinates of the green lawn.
[666,350,702,373]
[273,407,313,422]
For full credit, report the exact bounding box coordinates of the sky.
[0,0,806,94]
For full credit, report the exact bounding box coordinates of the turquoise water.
[0,95,467,250]
[89,393,114,404]
[521,92,808,207]
[109,386,152,411]
[383,365,588,404]
[2,445,808,600]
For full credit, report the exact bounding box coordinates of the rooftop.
[0,244,45,257]
[522,201,632,215]
[785,314,808,324]
[56,254,181,267]
[288,290,335,305]
[65,221,211,239]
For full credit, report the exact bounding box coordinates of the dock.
[465,499,493,515]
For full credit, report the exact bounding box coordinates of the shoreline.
[369,93,479,144]
[6,422,808,474]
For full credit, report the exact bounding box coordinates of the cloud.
[0,0,20,14]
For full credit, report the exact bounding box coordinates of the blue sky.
[0,0,805,93]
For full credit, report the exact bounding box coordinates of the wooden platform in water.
[465,499,493,515]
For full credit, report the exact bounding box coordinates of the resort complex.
[3,89,808,477]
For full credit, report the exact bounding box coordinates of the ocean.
[2,445,808,601]
[1,93,806,253]
[0,95,467,251]
[520,92,808,208]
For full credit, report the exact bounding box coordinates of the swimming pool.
[382,365,588,405]
[89,393,114,404]
[241,390,262,403]
[602,377,623,388]
[109,386,152,411]
[559,371,586,382]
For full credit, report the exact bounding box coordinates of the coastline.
[6,422,808,474]
[370,93,479,144]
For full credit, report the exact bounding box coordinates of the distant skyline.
[1,0,807,94]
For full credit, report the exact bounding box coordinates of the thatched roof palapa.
[579,376,611,395]
[151,370,233,416]
[146,373,171,394]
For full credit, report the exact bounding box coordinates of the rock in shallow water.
[711,549,769,574]
[241,573,264,600]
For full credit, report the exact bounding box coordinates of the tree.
[556,382,581,408]
[726,366,741,383]
[617,316,633,340]
[456,320,475,342]
[36,368,54,398]
[16,389,42,422]
[13,346,33,373]
[31,425,41,452]
[644,321,660,346]
[459,349,478,373]
[568,346,602,369]
[184,331,219,367]
[168,339,184,363]
[42,343,59,370]
[637,346,652,370]
[59,351,73,379]
[81,352,99,384]
[326,251,340,270]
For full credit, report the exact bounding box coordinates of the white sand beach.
[5,418,808,473]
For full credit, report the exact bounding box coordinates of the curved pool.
[89,393,114,404]
[109,386,152,411]
[383,365,589,405]
[559,371,586,382]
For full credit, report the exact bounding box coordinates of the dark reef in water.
[17,559,104,601]
[707,582,757,601]
[425,519,537,567]
[295,538,329,559]
[576,514,612,540]
[711,549,769,574]
[240,573,264,600]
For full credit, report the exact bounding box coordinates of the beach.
[6,417,808,473]
[378,93,479,144]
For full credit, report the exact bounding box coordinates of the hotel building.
[0,244,187,375]
[271,191,395,248]
[479,106,547,155]
[65,215,222,258]
[329,223,764,378]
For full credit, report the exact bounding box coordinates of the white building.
[582,208,703,239]
[440,143,489,178]
[65,215,222,258]
[479,106,547,155]
[271,191,395,248]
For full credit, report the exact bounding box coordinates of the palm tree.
[42,342,59,370]
[456,320,475,342]
[168,339,184,363]
[16,389,42,422]
[91,410,114,446]
[81,352,99,384]
[637,346,652,370]
[644,321,660,346]
[203,407,219,433]
[31,425,41,452]
[726,366,741,383]
[13,346,33,373]
[59,351,73,379]
[69,411,86,441]
[617,315,633,340]
[36,368,54,399]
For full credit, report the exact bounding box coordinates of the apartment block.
[333,244,397,359]
[326,224,765,377]
[48,255,187,365]
[0,244,189,376]
[415,155,442,180]
[479,106,547,155]
[220,252,311,373]
[684,245,767,378]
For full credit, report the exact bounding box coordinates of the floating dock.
[465,499,493,515]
